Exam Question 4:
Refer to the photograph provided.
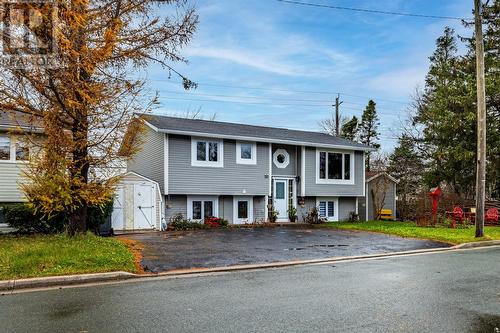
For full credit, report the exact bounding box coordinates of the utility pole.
[334,94,343,136]
[474,0,486,238]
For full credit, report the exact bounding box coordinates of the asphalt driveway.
[123,227,449,273]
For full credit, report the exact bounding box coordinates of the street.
[1,247,500,333]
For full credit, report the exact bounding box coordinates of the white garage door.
[133,184,155,229]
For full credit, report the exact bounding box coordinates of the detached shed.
[358,172,398,221]
[111,172,163,232]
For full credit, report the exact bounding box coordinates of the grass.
[0,233,137,280]
[323,221,500,245]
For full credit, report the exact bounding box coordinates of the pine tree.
[359,100,380,171]
[340,116,359,141]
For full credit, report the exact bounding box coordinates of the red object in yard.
[429,187,442,224]
[485,208,499,224]
[204,217,221,227]
[451,206,465,227]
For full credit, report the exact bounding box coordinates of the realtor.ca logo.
[1,0,58,69]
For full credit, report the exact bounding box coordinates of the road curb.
[2,243,500,292]
[0,271,137,293]
[451,240,500,249]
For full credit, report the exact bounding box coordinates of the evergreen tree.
[359,100,380,171]
[387,135,425,220]
[340,116,359,141]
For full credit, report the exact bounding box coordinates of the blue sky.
[143,0,472,152]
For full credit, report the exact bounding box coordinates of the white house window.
[317,198,338,221]
[316,149,354,184]
[0,136,10,160]
[0,135,29,162]
[187,196,219,221]
[273,148,290,169]
[191,138,223,167]
[236,142,257,165]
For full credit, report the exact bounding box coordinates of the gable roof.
[141,114,375,151]
[366,171,399,183]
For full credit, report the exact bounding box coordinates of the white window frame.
[316,197,339,222]
[187,196,219,222]
[273,148,290,169]
[236,141,257,165]
[191,137,224,168]
[315,148,355,185]
[233,196,254,224]
[0,134,29,164]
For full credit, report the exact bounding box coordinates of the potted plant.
[269,209,279,223]
[288,206,298,222]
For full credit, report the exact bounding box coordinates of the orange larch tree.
[0,0,198,233]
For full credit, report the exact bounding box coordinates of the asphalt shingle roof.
[143,114,373,150]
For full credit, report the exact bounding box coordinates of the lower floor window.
[188,197,218,220]
[319,201,335,219]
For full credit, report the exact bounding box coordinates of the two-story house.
[126,114,375,226]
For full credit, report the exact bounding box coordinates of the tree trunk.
[68,205,88,235]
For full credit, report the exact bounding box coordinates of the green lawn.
[323,221,500,245]
[0,233,136,280]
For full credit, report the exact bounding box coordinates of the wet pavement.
[124,227,449,272]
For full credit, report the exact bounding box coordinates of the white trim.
[394,183,397,218]
[268,143,272,196]
[366,172,399,184]
[315,148,355,185]
[187,195,219,222]
[190,137,224,168]
[316,197,339,222]
[121,171,163,201]
[141,122,376,151]
[272,178,291,222]
[142,119,160,132]
[164,134,169,195]
[300,146,306,196]
[365,183,369,221]
[355,197,359,215]
[233,196,254,224]
[362,153,366,196]
[273,148,290,169]
[236,141,257,165]
[264,195,269,223]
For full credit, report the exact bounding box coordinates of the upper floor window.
[236,142,257,165]
[191,138,223,167]
[273,148,290,169]
[316,149,354,184]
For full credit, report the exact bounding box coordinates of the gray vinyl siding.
[366,179,396,220]
[0,163,27,202]
[168,135,269,195]
[253,196,266,222]
[127,126,165,193]
[304,148,364,196]
[338,197,357,221]
[272,144,297,177]
[164,195,187,223]
[297,196,317,222]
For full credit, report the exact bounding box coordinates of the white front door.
[273,178,289,221]
[233,196,254,224]
[134,184,155,229]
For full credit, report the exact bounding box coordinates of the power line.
[148,78,409,105]
[276,0,470,21]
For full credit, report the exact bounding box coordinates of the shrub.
[288,206,298,222]
[168,213,206,231]
[304,207,327,224]
[269,209,279,223]
[204,217,229,228]
[2,203,64,234]
[2,201,113,234]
